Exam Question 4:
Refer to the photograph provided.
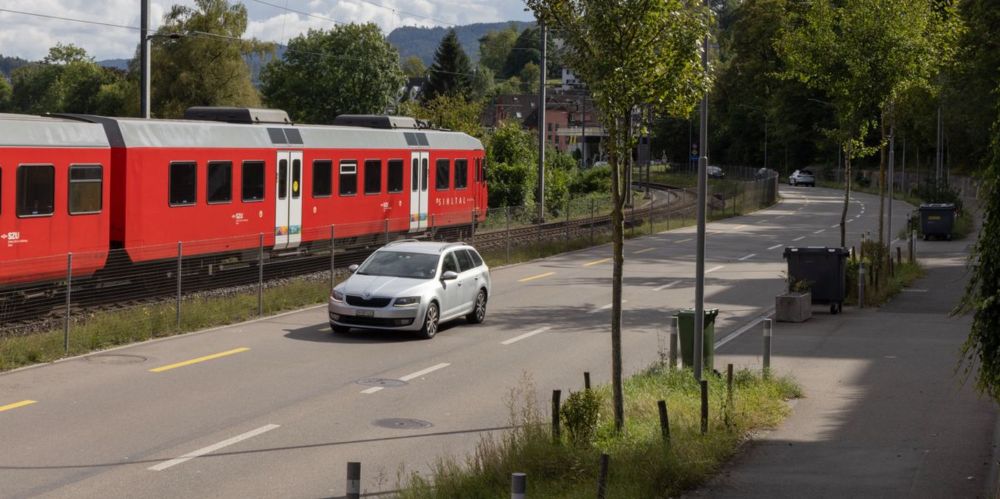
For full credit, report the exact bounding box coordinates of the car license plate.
[356,310,375,318]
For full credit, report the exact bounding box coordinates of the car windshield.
[356,251,440,279]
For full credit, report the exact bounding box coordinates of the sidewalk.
[699,237,999,498]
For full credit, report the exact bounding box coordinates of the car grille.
[337,316,414,327]
[346,295,392,308]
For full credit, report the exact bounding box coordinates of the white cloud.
[0,0,533,61]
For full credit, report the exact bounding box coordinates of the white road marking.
[831,223,840,228]
[634,247,655,255]
[733,225,747,231]
[813,229,825,234]
[706,265,725,274]
[654,281,680,292]
[738,253,756,261]
[149,424,280,471]
[793,236,806,242]
[676,238,693,244]
[847,219,856,223]
[399,363,451,381]
[767,244,783,250]
[360,386,383,394]
[501,327,552,345]
[589,300,628,314]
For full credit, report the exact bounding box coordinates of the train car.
[0,114,112,284]
[67,108,487,265]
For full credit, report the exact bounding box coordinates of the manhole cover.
[86,354,147,365]
[373,418,433,430]
[356,377,408,388]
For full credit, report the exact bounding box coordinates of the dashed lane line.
[589,300,628,314]
[361,363,452,394]
[634,247,655,255]
[148,424,280,471]
[767,244,783,250]
[676,238,693,244]
[502,327,552,345]
[149,348,250,373]
[706,265,725,274]
[583,258,611,267]
[654,280,681,291]
[793,236,806,242]
[518,271,555,283]
[813,229,826,234]
[738,253,756,261]
[0,400,36,413]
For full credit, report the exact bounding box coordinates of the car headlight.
[332,290,345,302]
[394,296,421,307]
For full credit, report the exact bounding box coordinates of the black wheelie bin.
[783,246,849,314]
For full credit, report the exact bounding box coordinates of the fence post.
[725,363,734,427]
[551,389,562,443]
[590,199,595,244]
[584,372,591,390]
[565,197,571,240]
[649,195,654,234]
[658,400,670,444]
[258,233,264,316]
[700,379,709,434]
[385,217,390,245]
[64,252,73,353]
[176,241,183,329]
[596,453,610,499]
[330,225,336,293]
[346,461,361,499]
[763,319,772,378]
[511,472,527,499]
[505,207,511,264]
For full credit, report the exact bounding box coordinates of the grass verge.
[398,367,801,498]
[844,258,924,307]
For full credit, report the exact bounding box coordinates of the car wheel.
[331,323,350,335]
[467,289,487,324]
[418,301,439,339]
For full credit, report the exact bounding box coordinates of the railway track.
[1,183,693,336]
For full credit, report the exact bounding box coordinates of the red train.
[0,108,487,285]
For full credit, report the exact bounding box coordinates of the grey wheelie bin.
[918,203,956,240]
[783,246,848,314]
[676,308,719,371]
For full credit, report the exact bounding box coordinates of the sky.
[0,0,534,61]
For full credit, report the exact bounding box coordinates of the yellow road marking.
[150,348,250,373]
[634,248,654,255]
[518,271,555,283]
[583,258,611,267]
[0,400,36,413]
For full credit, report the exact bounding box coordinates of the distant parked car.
[329,241,491,339]
[789,169,815,187]
[707,165,725,179]
[756,168,777,179]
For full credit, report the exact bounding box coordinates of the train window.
[421,158,428,192]
[339,161,357,196]
[169,162,197,206]
[242,161,265,202]
[455,159,468,189]
[17,164,55,217]
[278,159,288,200]
[387,160,404,193]
[476,158,482,182]
[207,161,232,204]
[411,158,418,192]
[435,159,450,191]
[364,160,382,195]
[292,159,301,199]
[69,165,102,214]
[312,160,332,197]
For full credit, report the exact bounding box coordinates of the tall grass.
[399,368,801,498]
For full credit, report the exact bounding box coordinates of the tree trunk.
[609,113,627,433]
[840,145,852,248]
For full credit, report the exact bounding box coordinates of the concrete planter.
[776,292,812,323]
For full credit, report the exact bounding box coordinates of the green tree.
[145,0,271,118]
[262,24,404,124]
[9,44,128,115]
[0,77,11,111]
[479,24,520,75]
[519,62,540,93]
[423,29,472,102]
[401,55,426,78]
[470,64,495,101]
[499,26,556,80]
[399,94,483,137]
[959,94,1000,400]
[486,120,537,208]
[527,0,708,431]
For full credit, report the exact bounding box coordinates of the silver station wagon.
[328,241,491,339]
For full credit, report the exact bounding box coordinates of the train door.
[274,150,303,249]
[409,151,429,232]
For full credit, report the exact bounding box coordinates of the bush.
[560,389,601,447]
[913,179,964,213]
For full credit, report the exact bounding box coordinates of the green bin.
[676,308,719,371]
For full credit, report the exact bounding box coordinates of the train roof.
[59,114,483,152]
[0,113,110,148]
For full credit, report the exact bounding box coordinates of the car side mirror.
[441,271,458,281]
[348,264,359,273]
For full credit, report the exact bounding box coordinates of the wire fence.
[0,171,778,345]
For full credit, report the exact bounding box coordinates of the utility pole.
[536,22,547,222]
[693,0,710,382]
[935,105,942,184]
[888,127,895,252]
[140,0,151,119]
[580,91,587,168]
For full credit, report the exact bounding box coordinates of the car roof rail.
[386,238,420,246]
[440,242,469,252]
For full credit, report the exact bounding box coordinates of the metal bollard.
[858,262,866,308]
[911,229,917,262]
[584,372,591,390]
[346,461,361,499]
[763,319,772,378]
[511,472,527,499]
[670,316,679,369]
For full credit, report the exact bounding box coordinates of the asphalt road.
[0,186,911,498]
